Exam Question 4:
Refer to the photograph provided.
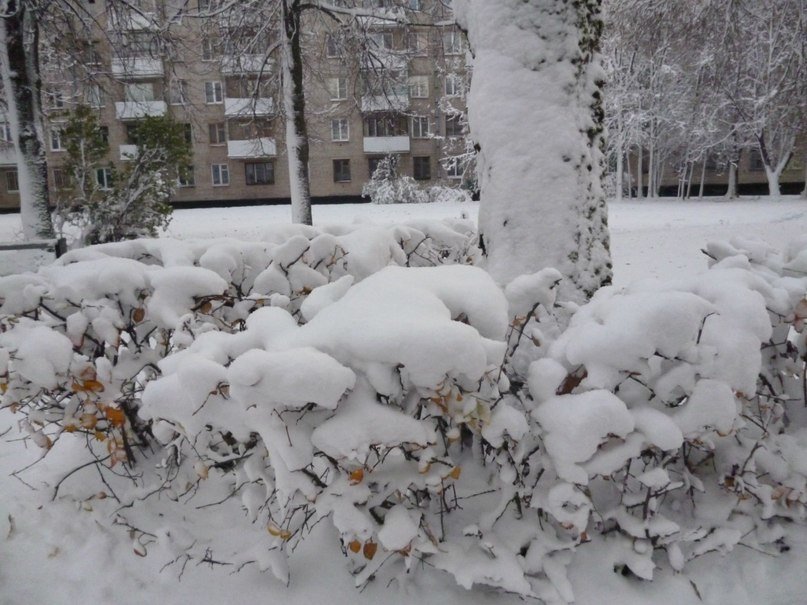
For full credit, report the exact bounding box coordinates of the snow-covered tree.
[455,0,612,302]
[58,108,190,245]
[0,0,54,239]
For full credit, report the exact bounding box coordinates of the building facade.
[0,0,472,209]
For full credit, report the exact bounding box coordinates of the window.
[205,81,223,104]
[49,91,65,109]
[405,32,423,54]
[445,114,464,137]
[749,150,765,172]
[183,123,193,145]
[444,158,465,179]
[86,84,104,107]
[445,74,463,97]
[328,77,347,101]
[96,167,112,190]
[245,161,274,185]
[169,79,187,105]
[99,126,109,144]
[365,115,404,137]
[413,156,431,180]
[84,42,102,65]
[211,163,230,186]
[325,34,341,58]
[202,37,220,61]
[331,118,349,142]
[6,170,19,192]
[124,82,154,102]
[53,168,70,190]
[0,123,11,142]
[369,31,393,51]
[408,0,421,9]
[50,128,64,151]
[125,123,141,145]
[411,116,429,139]
[333,159,351,182]
[208,122,226,144]
[177,165,195,187]
[408,75,429,98]
[442,30,463,55]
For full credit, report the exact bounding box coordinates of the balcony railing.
[227,137,277,159]
[111,57,163,79]
[221,55,272,75]
[224,97,274,117]
[363,135,410,154]
[115,100,167,120]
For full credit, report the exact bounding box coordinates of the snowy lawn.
[1,196,807,605]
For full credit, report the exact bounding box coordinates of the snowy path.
[1,197,807,605]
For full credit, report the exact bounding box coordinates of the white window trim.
[329,77,347,101]
[331,118,349,142]
[411,116,429,139]
[205,81,223,104]
[211,163,230,186]
[50,127,64,152]
[409,76,429,99]
[96,167,112,190]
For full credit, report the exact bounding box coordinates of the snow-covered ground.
[1,196,806,605]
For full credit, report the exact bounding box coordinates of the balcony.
[115,100,167,120]
[221,55,272,75]
[119,145,138,160]
[227,138,277,159]
[363,136,410,154]
[361,93,409,112]
[224,97,274,117]
[111,57,163,79]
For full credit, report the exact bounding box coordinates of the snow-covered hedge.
[1,225,806,602]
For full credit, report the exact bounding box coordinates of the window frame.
[331,118,349,142]
[208,122,227,145]
[328,77,348,101]
[96,167,112,190]
[6,170,19,193]
[333,158,351,183]
[211,163,230,186]
[245,161,275,186]
[204,81,223,104]
[413,156,431,181]
[411,116,429,139]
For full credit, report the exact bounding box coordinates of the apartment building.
[0,0,471,209]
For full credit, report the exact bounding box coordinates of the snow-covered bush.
[1,226,806,602]
[0,220,478,470]
[362,155,429,205]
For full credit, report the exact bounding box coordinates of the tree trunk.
[0,2,53,239]
[636,143,643,199]
[615,139,623,201]
[698,157,707,199]
[456,0,612,302]
[647,121,655,198]
[280,0,312,225]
